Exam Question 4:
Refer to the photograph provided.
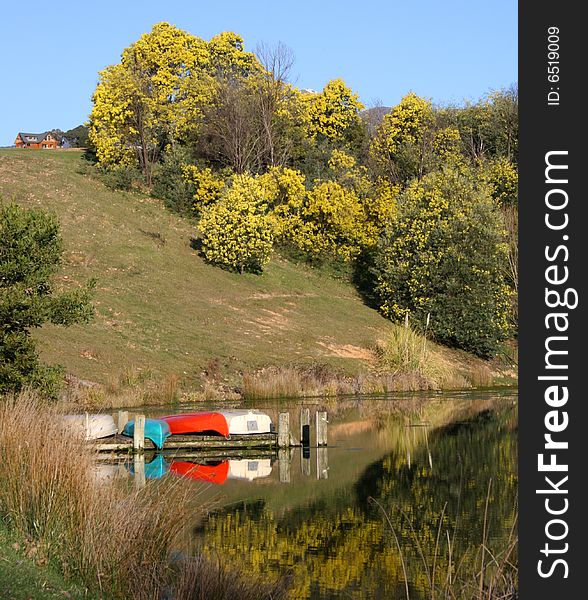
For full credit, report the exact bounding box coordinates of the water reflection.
[125,455,275,484]
[196,391,516,599]
[119,390,517,599]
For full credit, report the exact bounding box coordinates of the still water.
[119,389,517,599]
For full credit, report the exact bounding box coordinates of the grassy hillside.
[0,149,514,396]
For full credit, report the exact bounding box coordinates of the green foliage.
[447,86,518,163]
[63,125,89,148]
[372,167,512,357]
[199,175,274,273]
[0,202,94,396]
[96,164,141,191]
[152,146,197,215]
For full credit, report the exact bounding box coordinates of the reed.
[0,390,285,599]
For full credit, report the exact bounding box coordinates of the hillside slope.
[1,149,401,385]
[1,150,516,395]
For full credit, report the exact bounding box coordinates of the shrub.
[97,164,142,191]
[291,180,369,261]
[152,146,197,215]
[372,167,512,358]
[198,174,274,273]
[258,166,306,241]
[182,164,226,213]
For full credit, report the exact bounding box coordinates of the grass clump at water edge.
[0,390,287,600]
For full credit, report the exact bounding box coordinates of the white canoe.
[62,413,117,440]
[227,458,273,481]
[218,410,273,435]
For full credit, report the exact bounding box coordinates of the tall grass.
[0,391,286,599]
[375,323,479,390]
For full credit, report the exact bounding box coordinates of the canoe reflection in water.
[125,456,273,484]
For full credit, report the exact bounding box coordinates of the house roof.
[17,132,52,142]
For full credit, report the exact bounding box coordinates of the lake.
[115,388,517,599]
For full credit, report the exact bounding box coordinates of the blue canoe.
[127,454,170,479]
[122,418,171,450]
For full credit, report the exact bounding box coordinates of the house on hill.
[14,132,59,149]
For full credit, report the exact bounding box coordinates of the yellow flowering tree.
[325,149,399,248]
[198,175,274,273]
[89,23,212,184]
[306,79,364,141]
[89,23,261,185]
[484,156,518,207]
[182,165,227,213]
[372,166,512,357]
[370,92,435,182]
[290,181,370,261]
[258,166,306,240]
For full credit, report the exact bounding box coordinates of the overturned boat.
[122,418,171,450]
[63,413,117,440]
[169,458,273,484]
[161,410,273,438]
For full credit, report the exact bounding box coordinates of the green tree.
[0,203,94,396]
[198,175,274,273]
[372,167,512,357]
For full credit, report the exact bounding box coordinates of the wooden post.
[133,454,146,489]
[278,448,291,483]
[278,413,290,448]
[301,448,311,477]
[133,414,145,452]
[316,411,328,446]
[317,447,328,479]
[117,410,129,434]
[300,408,310,447]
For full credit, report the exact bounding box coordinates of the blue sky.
[0,0,517,146]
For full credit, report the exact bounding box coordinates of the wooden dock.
[95,432,278,453]
[96,410,328,454]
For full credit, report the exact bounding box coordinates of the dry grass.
[241,324,487,401]
[241,357,476,401]
[0,390,286,599]
[172,555,288,600]
[241,364,347,399]
[62,367,242,410]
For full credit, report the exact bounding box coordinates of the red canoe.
[170,461,229,484]
[161,412,230,437]
[160,410,273,438]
